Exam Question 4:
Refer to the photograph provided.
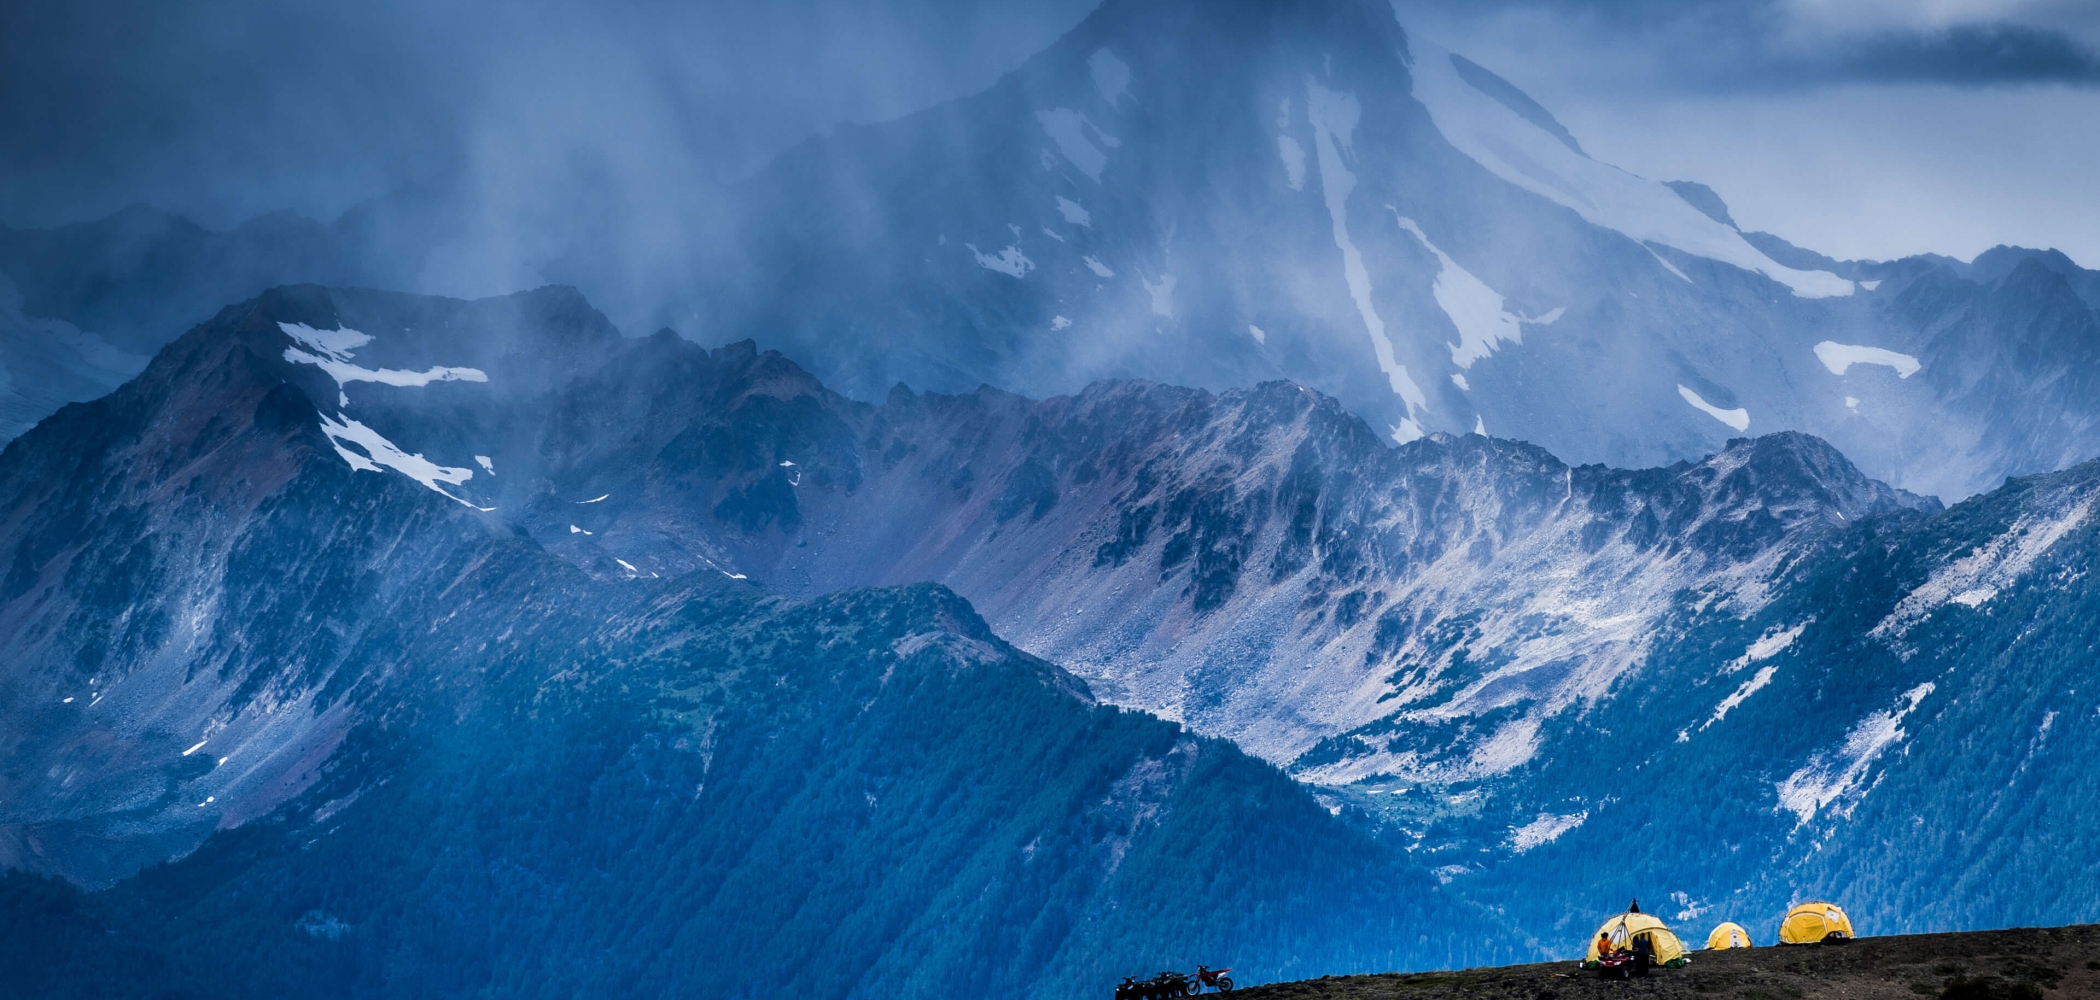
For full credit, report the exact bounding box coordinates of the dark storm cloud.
[1845,22,2100,85]
[9,0,2087,233]
[1389,0,2100,92]
[0,0,1096,229]
[1,0,1098,337]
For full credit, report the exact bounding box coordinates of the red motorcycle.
[1190,966,1235,993]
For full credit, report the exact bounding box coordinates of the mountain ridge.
[4,280,2100,975]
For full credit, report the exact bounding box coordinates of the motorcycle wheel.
[1184,981,1200,996]
[1218,979,1233,991]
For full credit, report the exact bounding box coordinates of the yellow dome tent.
[1778,902,1854,944]
[1705,922,1752,950]
[1581,911,1689,968]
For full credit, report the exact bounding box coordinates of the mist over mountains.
[7,0,2100,504]
[3,0,2099,996]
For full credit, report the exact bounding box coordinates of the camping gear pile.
[1581,900,1856,978]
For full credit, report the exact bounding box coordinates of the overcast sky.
[1393,0,2100,263]
[4,0,2094,266]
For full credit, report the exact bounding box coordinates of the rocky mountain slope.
[1463,451,2100,944]
[67,286,1931,792]
[206,283,2097,939]
[0,285,1488,998]
[7,281,2100,976]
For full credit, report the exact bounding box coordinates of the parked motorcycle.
[1191,966,1235,992]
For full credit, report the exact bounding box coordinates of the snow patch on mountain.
[1405,39,1853,299]
[1815,341,1921,378]
[1139,272,1177,317]
[1678,385,1750,432]
[1035,109,1119,181]
[1278,135,1307,191]
[279,323,487,389]
[1088,48,1130,108]
[1393,214,1523,368]
[1510,811,1588,852]
[1874,494,2094,637]
[1776,682,1935,825]
[1725,622,1807,674]
[968,244,1035,278]
[317,412,480,507]
[280,322,371,357]
[1708,666,1778,729]
[1645,245,1694,284]
[1055,197,1092,227]
[1305,78,1427,431]
[1082,256,1115,278]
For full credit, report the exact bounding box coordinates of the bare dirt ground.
[1236,924,2100,1000]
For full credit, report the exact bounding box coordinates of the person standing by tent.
[1631,932,1655,977]
[1597,931,1615,960]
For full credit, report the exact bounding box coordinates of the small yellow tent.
[1581,912,1688,968]
[1705,922,1752,950]
[1778,902,1854,944]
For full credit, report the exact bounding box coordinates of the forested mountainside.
[0,285,1488,998]
[5,582,1475,1000]
[1390,452,2100,948]
[7,283,2099,965]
